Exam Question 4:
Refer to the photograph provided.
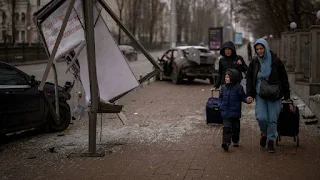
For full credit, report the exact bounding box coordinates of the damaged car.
[0,61,72,135]
[155,46,218,84]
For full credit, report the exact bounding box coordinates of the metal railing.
[0,43,48,63]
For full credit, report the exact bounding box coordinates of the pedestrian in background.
[246,38,290,153]
[214,41,248,90]
[219,69,250,151]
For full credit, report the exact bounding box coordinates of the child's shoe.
[233,142,239,147]
[221,143,230,151]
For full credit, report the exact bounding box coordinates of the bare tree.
[148,1,165,43]
[234,0,320,38]
[124,0,142,37]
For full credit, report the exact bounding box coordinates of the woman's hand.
[283,99,294,112]
[246,96,253,104]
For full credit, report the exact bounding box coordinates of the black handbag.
[259,78,281,101]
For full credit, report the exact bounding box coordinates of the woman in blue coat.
[246,38,290,153]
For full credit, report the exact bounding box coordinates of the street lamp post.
[290,22,297,31]
[27,26,31,46]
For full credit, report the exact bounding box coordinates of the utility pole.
[171,0,177,48]
[213,0,218,27]
[83,0,100,155]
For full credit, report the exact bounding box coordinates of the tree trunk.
[12,0,16,45]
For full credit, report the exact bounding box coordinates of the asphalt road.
[14,51,164,109]
[14,44,249,87]
[15,51,164,87]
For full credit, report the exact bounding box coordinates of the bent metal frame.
[33,0,162,156]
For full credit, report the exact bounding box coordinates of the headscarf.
[254,38,272,78]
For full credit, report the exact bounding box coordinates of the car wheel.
[171,63,182,84]
[48,101,71,132]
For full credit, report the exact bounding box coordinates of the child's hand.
[246,97,253,104]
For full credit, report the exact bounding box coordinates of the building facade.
[0,0,170,45]
[0,0,50,44]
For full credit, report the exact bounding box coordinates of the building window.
[21,13,26,24]
[15,31,19,41]
[2,30,7,42]
[2,12,6,25]
[15,13,19,22]
[21,31,25,42]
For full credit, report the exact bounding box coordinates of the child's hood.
[227,69,240,85]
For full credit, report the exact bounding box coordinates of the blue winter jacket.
[219,69,247,118]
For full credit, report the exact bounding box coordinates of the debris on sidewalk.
[49,147,56,153]
[302,114,316,119]
[27,155,37,159]
[305,119,318,125]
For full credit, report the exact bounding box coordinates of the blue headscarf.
[254,38,272,78]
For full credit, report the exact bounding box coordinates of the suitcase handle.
[282,99,293,104]
[210,88,220,97]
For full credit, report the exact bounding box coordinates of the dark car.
[155,46,218,84]
[0,61,72,135]
[119,45,138,61]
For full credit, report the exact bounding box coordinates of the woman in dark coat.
[214,41,248,90]
[246,38,291,153]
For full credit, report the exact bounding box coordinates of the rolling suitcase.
[206,89,223,124]
[276,100,300,146]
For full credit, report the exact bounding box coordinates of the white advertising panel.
[41,0,85,59]
[38,0,139,103]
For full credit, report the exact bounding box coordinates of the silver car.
[119,45,138,61]
[156,46,218,84]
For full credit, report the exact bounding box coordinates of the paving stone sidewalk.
[0,80,320,180]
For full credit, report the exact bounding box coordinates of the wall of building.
[0,0,51,44]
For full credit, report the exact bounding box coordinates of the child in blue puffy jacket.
[219,69,249,151]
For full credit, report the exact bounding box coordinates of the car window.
[0,65,28,85]
[161,50,172,61]
[182,48,210,56]
[173,50,179,58]
[197,48,210,53]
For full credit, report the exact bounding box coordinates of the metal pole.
[230,1,233,42]
[213,0,217,27]
[83,0,99,154]
[52,64,60,121]
[171,0,177,48]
